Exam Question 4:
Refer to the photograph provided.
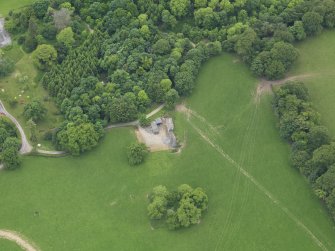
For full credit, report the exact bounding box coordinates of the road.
[106,104,165,129]
[0,100,33,154]
[0,101,164,157]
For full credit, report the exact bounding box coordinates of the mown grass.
[0,0,36,17]
[0,44,63,150]
[0,54,335,250]
[0,239,22,251]
[290,30,335,135]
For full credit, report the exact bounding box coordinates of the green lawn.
[0,44,63,150]
[0,239,22,251]
[0,54,335,250]
[290,30,335,135]
[0,0,36,17]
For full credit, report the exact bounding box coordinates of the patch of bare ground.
[135,127,170,152]
[0,230,40,251]
[254,73,317,103]
[174,130,187,154]
[176,104,220,134]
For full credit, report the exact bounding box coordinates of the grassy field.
[0,0,35,16]
[0,239,22,251]
[0,44,63,150]
[290,31,335,135]
[0,54,335,250]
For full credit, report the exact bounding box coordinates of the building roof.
[155,118,163,125]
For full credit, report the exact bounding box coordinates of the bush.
[0,57,15,78]
[127,143,148,166]
[17,36,26,45]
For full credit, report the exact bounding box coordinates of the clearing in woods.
[0,53,335,250]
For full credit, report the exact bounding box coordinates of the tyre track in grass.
[177,105,330,251]
[226,102,260,248]
[177,104,244,244]
[215,101,260,250]
[178,103,258,249]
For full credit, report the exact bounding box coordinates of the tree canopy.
[23,100,47,122]
[0,118,20,170]
[127,143,148,166]
[147,184,208,230]
[273,82,335,221]
[5,0,335,154]
[32,44,57,70]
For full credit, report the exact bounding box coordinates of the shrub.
[127,143,148,166]
[0,57,15,78]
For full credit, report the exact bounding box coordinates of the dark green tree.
[127,143,148,166]
[23,100,47,122]
[302,11,323,36]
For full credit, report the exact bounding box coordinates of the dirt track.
[255,74,316,102]
[0,230,40,251]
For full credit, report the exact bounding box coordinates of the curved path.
[255,74,316,103]
[0,101,164,157]
[0,230,39,251]
[0,101,33,154]
[0,101,64,156]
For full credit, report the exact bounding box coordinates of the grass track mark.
[179,107,329,251]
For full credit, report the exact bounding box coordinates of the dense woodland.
[273,82,335,221]
[4,0,335,154]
